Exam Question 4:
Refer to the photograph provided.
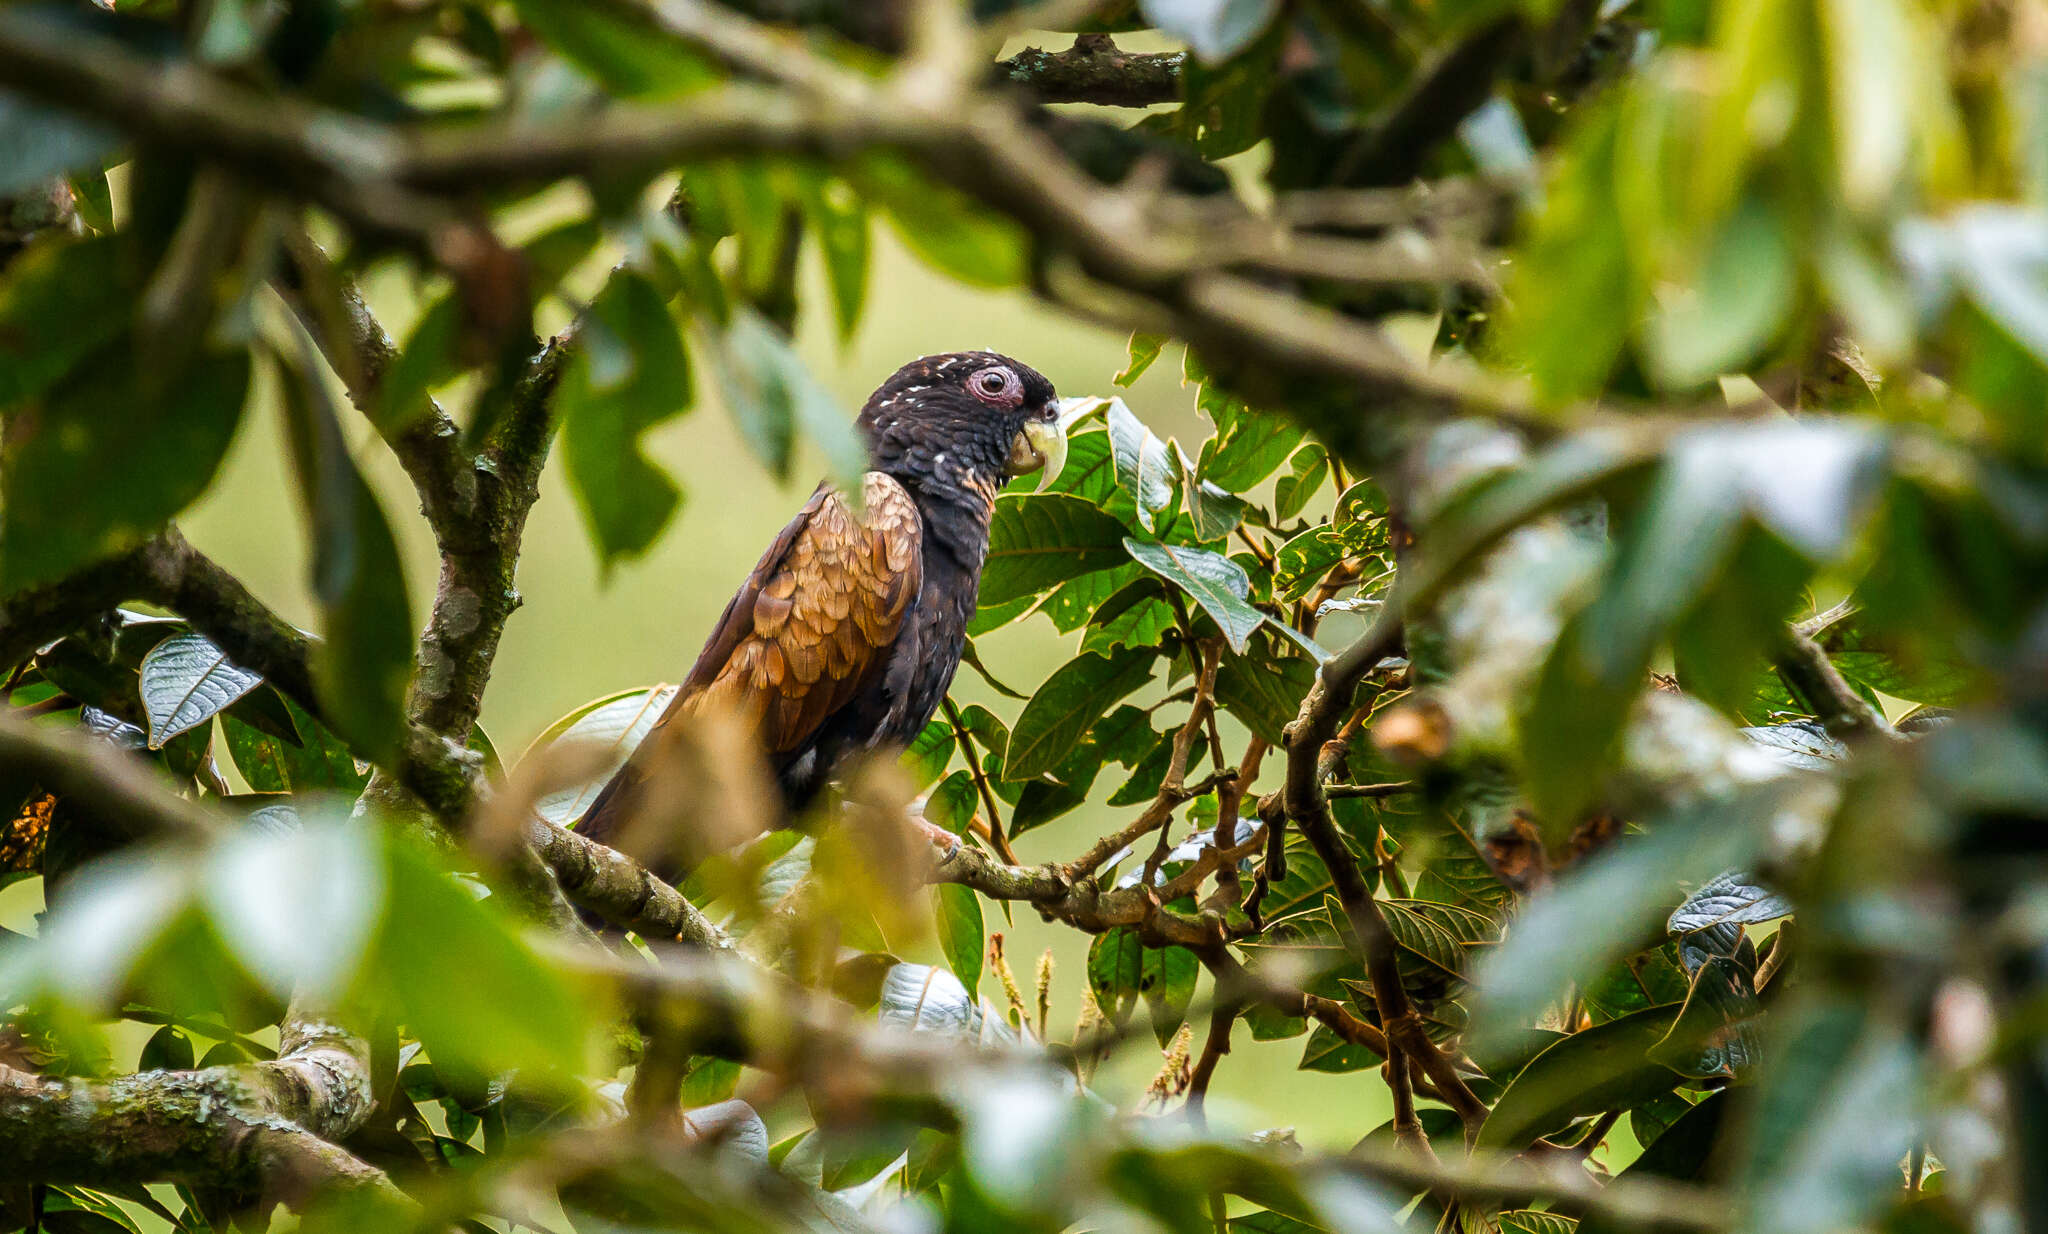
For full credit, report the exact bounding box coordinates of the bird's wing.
[574,473,923,845]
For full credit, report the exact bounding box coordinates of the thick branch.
[1772,624,1897,743]
[999,37,1181,106]
[0,708,218,843]
[529,817,733,950]
[0,1019,389,1206]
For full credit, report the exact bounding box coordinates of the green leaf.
[712,307,865,493]
[377,838,595,1080]
[1106,398,1174,533]
[1500,1212,1578,1234]
[1299,1021,1381,1073]
[1,343,249,593]
[1143,944,1198,1047]
[1200,407,1301,491]
[1116,333,1167,386]
[0,233,126,406]
[851,154,1025,288]
[933,884,984,994]
[802,176,870,341]
[560,270,694,567]
[377,293,461,434]
[1087,929,1197,1043]
[1004,649,1156,781]
[903,719,955,788]
[1124,540,1265,654]
[508,0,715,98]
[1642,198,1795,390]
[1475,1005,1685,1152]
[224,700,366,795]
[1213,648,1314,744]
[980,494,1133,608]
[276,341,414,765]
[139,1024,195,1072]
[1273,445,1329,523]
[138,633,264,749]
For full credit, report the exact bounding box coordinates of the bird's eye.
[969,366,1022,407]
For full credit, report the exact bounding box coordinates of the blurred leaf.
[378,838,595,1080]
[933,884,984,994]
[713,306,865,495]
[377,293,460,434]
[1124,540,1264,654]
[801,176,870,342]
[0,233,126,406]
[1,343,249,593]
[981,494,1133,607]
[1475,1004,1685,1151]
[203,815,383,1002]
[1642,198,1795,390]
[560,270,694,567]
[1140,0,1281,61]
[0,93,119,196]
[531,685,681,827]
[1004,649,1155,781]
[1500,1213,1578,1234]
[851,155,1025,288]
[138,633,263,749]
[1819,0,1914,210]
[275,340,413,765]
[509,0,714,97]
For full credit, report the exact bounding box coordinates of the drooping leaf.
[138,633,265,749]
[933,884,985,995]
[1475,1004,1686,1152]
[560,270,694,567]
[711,307,865,494]
[1106,398,1174,533]
[275,340,414,765]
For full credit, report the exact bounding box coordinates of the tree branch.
[998,37,1181,106]
[0,708,219,843]
[528,816,733,950]
[1772,623,1897,743]
[0,1018,391,1209]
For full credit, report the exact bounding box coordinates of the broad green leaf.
[980,494,1132,607]
[0,233,126,406]
[1214,648,1314,745]
[223,700,367,795]
[1642,198,1795,390]
[560,270,694,567]
[276,341,414,765]
[1300,1021,1381,1073]
[1200,407,1301,492]
[1124,540,1264,654]
[138,633,264,748]
[1273,445,1329,523]
[1500,1212,1578,1234]
[138,1024,195,1072]
[1,343,249,593]
[1087,929,1197,1043]
[1003,649,1155,781]
[903,719,955,788]
[933,884,984,995]
[1143,943,1198,1046]
[1475,1004,1686,1152]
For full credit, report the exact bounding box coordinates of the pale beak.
[1007,413,1068,492]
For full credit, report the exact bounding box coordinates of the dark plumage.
[574,352,1064,854]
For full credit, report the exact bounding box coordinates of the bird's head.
[856,352,1067,498]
